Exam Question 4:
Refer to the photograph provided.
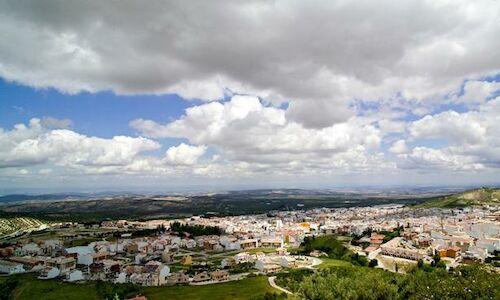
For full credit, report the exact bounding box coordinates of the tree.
[431,254,441,267]
[436,261,446,269]
[417,259,424,269]
[368,259,378,268]
[170,221,222,236]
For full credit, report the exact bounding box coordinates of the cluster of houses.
[353,208,500,265]
[0,204,498,285]
[0,230,305,286]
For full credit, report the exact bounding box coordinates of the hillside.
[0,189,439,223]
[413,188,500,208]
[0,217,46,236]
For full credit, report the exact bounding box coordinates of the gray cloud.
[1,0,499,128]
[40,117,73,129]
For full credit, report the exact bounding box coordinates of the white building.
[66,270,84,282]
[66,246,94,265]
[0,260,24,274]
[280,256,297,268]
[38,267,60,279]
[115,272,128,284]
[22,243,41,255]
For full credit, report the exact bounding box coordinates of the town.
[0,203,498,293]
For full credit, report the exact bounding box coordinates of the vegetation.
[0,277,18,300]
[0,189,427,223]
[1,188,497,224]
[284,265,500,300]
[64,237,99,247]
[368,258,378,268]
[0,216,46,235]
[294,266,401,299]
[227,262,255,274]
[381,226,403,243]
[5,273,101,300]
[317,258,352,269]
[300,235,368,266]
[95,281,140,300]
[0,273,277,300]
[129,226,166,238]
[254,292,287,300]
[485,250,500,267]
[275,269,314,292]
[143,275,276,300]
[245,247,278,254]
[170,221,222,237]
[413,187,500,208]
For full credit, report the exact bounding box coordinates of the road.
[268,276,293,295]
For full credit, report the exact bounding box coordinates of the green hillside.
[1,273,278,300]
[413,188,500,208]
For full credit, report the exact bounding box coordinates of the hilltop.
[413,187,500,208]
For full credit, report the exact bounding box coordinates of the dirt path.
[268,276,293,295]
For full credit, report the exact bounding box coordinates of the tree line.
[169,221,222,236]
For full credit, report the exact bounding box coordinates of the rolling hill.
[413,187,500,208]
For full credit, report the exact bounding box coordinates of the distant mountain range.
[0,193,87,203]
[0,187,497,223]
[0,187,469,204]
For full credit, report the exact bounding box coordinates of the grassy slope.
[144,276,275,300]
[3,273,276,300]
[413,188,500,208]
[9,274,100,300]
[317,258,352,269]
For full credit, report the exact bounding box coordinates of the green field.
[144,276,277,300]
[245,247,278,254]
[5,274,100,300]
[1,273,279,300]
[317,258,352,269]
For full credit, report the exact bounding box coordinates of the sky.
[0,0,499,193]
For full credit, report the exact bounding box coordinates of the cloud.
[389,140,408,154]
[456,80,500,104]
[409,111,486,145]
[397,147,483,171]
[131,95,381,163]
[165,143,207,165]
[1,1,500,128]
[40,117,73,129]
[399,97,500,170]
[0,118,160,169]
[1,1,499,188]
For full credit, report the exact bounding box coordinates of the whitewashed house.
[22,243,41,256]
[38,267,60,279]
[66,246,94,266]
[115,272,128,284]
[0,260,24,274]
[280,256,297,268]
[66,270,84,282]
